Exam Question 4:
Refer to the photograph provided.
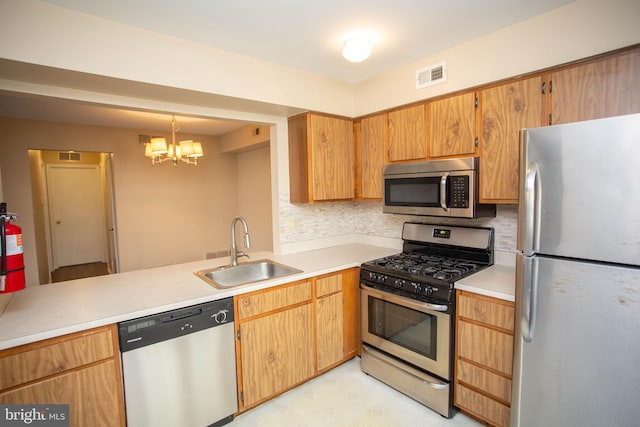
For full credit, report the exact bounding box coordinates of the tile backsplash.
[279,194,518,252]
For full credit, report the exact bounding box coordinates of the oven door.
[361,284,452,380]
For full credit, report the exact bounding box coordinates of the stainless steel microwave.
[383,157,496,218]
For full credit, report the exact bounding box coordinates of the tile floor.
[230,357,482,427]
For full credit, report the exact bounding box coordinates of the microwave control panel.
[450,176,469,208]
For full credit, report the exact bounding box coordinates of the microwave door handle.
[440,174,450,211]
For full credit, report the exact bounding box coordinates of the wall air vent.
[58,151,81,161]
[416,61,447,89]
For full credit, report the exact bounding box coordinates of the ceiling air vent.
[416,61,447,89]
[58,151,81,161]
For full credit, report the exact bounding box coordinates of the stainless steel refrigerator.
[511,113,640,427]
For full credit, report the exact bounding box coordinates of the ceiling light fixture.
[342,37,372,63]
[143,115,204,166]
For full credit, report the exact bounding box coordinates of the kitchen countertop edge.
[0,243,399,350]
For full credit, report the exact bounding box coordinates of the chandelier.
[144,115,204,166]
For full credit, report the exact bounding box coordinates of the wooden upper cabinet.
[288,112,354,203]
[549,49,640,125]
[387,104,427,162]
[356,113,386,199]
[429,91,477,158]
[479,77,543,203]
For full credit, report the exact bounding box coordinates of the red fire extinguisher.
[1,202,26,293]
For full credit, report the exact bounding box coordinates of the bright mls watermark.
[1,405,69,426]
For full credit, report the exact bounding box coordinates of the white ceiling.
[2,0,574,135]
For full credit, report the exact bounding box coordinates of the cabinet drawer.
[456,359,511,403]
[457,320,513,376]
[456,383,510,427]
[237,281,312,319]
[0,360,122,426]
[458,292,514,331]
[0,326,114,391]
[316,274,342,298]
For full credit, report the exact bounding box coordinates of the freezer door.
[512,254,640,427]
[518,113,640,265]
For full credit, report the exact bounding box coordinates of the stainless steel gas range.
[360,222,494,418]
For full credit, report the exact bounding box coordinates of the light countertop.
[0,244,398,350]
[455,252,516,302]
[0,244,517,351]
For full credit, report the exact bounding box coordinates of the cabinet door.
[316,292,343,371]
[239,304,314,408]
[0,361,123,427]
[388,104,427,161]
[479,77,543,203]
[341,268,361,358]
[429,92,477,158]
[309,114,354,200]
[357,114,386,199]
[550,49,640,125]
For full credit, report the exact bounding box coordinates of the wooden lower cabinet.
[315,267,360,371]
[235,267,361,412]
[0,325,125,427]
[455,290,514,427]
[235,280,314,410]
[239,303,314,408]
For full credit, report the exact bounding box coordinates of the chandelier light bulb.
[342,38,372,63]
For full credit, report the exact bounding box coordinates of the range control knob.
[394,279,405,288]
[424,286,433,296]
[411,282,422,293]
[379,275,388,283]
[368,272,378,281]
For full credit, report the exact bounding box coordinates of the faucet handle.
[237,252,250,260]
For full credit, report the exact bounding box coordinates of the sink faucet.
[230,216,251,266]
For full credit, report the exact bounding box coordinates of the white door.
[46,164,107,268]
[103,154,120,273]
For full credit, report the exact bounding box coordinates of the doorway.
[29,149,119,283]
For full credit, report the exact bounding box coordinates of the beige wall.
[0,117,275,286]
[353,0,640,116]
[1,1,638,118]
[237,146,273,253]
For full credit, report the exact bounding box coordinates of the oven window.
[367,295,437,360]
[385,177,441,206]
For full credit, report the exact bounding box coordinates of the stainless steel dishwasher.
[118,298,237,427]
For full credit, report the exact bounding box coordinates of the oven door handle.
[424,302,449,312]
[361,284,450,314]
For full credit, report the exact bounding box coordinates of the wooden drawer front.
[0,327,114,391]
[458,292,514,331]
[456,383,510,427]
[237,281,311,319]
[316,274,342,298]
[0,360,122,427]
[457,359,512,403]
[457,321,513,376]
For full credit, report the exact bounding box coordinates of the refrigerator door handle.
[522,162,541,255]
[522,256,539,343]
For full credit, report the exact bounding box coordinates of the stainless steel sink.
[194,259,303,289]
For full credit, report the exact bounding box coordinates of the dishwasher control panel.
[118,297,234,352]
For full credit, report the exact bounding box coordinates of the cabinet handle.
[541,82,546,94]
